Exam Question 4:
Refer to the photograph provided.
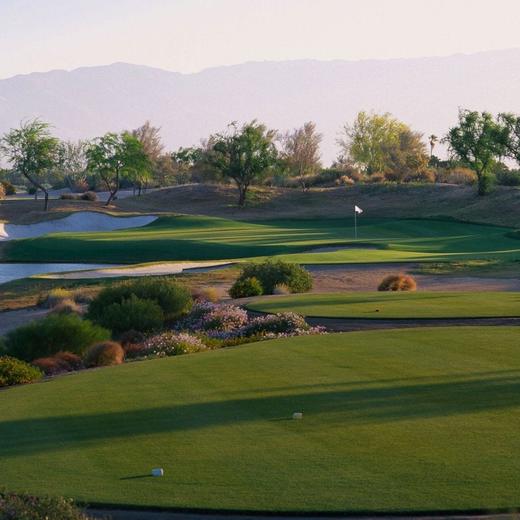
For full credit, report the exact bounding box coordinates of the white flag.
[354,205,363,214]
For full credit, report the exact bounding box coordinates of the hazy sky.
[2,0,520,79]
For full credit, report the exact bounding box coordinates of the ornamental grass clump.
[32,351,83,375]
[84,341,125,367]
[378,274,417,292]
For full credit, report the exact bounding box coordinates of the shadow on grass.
[3,370,520,457]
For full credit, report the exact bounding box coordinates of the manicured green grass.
[2,327,520,512]
[247,291,520,319]
[2,215,520,265]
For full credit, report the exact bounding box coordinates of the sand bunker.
[0,212,157,240]
[41,261,233,280]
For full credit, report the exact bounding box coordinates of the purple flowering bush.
[241,312,325,338]
[179,302,248,337]
[136,332,207,358]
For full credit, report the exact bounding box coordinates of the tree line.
[1,109,520,210]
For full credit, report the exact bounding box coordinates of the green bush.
[5,314,110,362]
[0,356,43,387]
[97,295,164,334]
[80,191,97,201]
[496,169,520,186]
[88,277,192,324]
[235,260,312,295]
[229,276,263,298]
[0,489,93,519]
[84,341,125,367]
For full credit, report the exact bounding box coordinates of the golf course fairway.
[3,215,520,265]
[1,327,520,512]
[247,291,520,319]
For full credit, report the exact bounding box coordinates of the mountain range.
[2,49,520,163]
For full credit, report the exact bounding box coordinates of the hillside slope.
[117,184,520,227]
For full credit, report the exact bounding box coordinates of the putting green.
[3,215,520,265]
[2,328,520,512]
[247,291,520,319]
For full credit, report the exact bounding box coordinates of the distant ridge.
[2,49,520,162]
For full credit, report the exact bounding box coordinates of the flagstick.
[354,207,357,240]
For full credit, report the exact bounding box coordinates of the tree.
[281,122,322,191]
[498,113,520,168]
[86,132,150,206]
[56,140,88,191]
[445,110,506,195]
[428,134,438,158]
[208,121,278,206]
[131,121,163,194]
[0,119,60,210]
[382,128,429,182]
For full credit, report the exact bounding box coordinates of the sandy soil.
[307,264,520,293]
[42,262,233,280]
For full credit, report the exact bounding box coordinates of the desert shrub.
[378,274,417,292]
[0,185,5,200]
[0,356,43,387]
[84,341,125,367]
[272,283,291,295]
[80,191,97,201]
[88,277,192,323]
[496,169,520,186]
[0,489,93,519]
[436,167,477,185]
[192,286,220,302]
[5,314,110,361]
[32,351,83,375]
[45,288,74,308]
[96,295,164,334]
[368,172,386,183]
[336,175,355,186]
[72,179,89,193]
[49,298,83,315]
[242,312,311,337]
[404,169,436,183]
[137,332,207,358]
[235,260,312,295]
[229,276,263,298]
[71,287,96,304]
[1,180,16,195]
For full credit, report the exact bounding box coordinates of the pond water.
[0,263,117,285]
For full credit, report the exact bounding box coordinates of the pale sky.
[2,0,520,79]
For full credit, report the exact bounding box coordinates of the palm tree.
[429,134,438,158]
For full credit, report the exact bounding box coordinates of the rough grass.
[1,328,520,512]
[2,215,519,265]
[247,291,520,319]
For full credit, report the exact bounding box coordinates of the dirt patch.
[0,307,48,336]
[306,264,520,293]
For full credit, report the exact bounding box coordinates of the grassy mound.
[2,215,519,265]
[247,291,520,319]
[1,327,520,512]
